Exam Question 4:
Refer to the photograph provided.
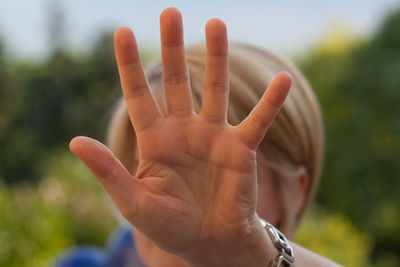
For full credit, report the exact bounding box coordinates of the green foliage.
[0,151,117,267]
[298,7,400,265]
[0,31,159,184]
[0,33,120,183]
[295,206,373,267]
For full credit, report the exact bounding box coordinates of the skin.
[132,159,282,267]
[70,7,342,267]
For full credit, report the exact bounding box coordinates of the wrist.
[183,215,276,267]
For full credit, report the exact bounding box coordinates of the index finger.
[115,27,161,132]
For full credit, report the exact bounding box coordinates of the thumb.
[69,136,141,220]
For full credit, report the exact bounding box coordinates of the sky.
[0,0,399,60]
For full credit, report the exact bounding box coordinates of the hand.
[70,7,292,267]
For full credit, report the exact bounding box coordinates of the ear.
[294,166,310,217]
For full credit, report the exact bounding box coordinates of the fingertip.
[277,71,293,88]
[160,7,183,28]
[114,27,135,47]
[160,7,183,45]
[69,136,83,153]
[160,7,182,22]
[70,136,95,155]
[114,27,140,66]
[205,18,227,34]
[263,72,292,109]
[205,18,228,56]
[115,26,133,37]
[281,71,292,80]
[68,137,116,179]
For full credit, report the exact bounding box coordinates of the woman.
[64,7,341,267]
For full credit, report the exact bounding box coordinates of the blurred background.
[0,0,399,266]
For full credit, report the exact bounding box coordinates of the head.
[107,42,324,266]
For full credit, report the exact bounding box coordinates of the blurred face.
[132,158,282,267]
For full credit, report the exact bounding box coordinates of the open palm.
[70,7,292,265]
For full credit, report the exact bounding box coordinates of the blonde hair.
[107,42,324,237]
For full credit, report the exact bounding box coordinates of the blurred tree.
[47,1,67,53]
[299,8,400,266]
[0,39,21,181]
[0,39,7,128]
[295,206,372,267]
[0,152,117,267]
[0,32,120,183]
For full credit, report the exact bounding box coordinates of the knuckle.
[124,85,148,100]
[170,106,192,117]
[201,110,223,123]
[205,82,227,95]
[162,39,183,47]
[251,111,269,129]
[103,158,117,180]
[164,71,188,86]
[264,96,281,110]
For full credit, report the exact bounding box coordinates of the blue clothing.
[55,227,146,267]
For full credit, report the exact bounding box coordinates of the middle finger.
[160,7,193,117]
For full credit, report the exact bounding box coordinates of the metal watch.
[260,218,295,267]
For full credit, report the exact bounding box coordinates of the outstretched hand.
[70,7,292,267]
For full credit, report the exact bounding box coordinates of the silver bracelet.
[259,218,295,267]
